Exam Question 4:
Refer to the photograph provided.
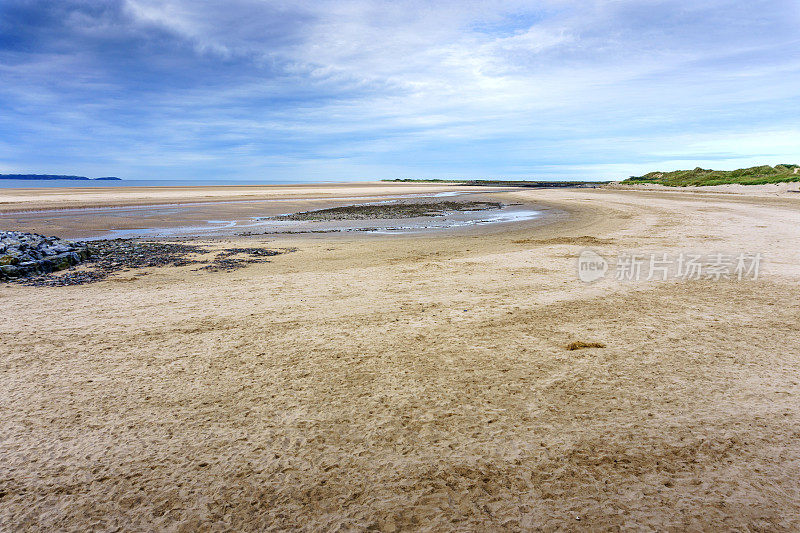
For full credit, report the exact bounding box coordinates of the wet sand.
[2,184,800,530]
[0,183,544,239]
[0,182,505,212]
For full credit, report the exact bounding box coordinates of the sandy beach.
[2,183,800,530]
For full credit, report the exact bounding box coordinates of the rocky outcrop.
[0,231,90,280]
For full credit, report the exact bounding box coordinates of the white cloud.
[2,0,799,179]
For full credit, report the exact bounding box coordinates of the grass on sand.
[624,164,800,187]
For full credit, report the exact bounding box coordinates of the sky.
[1,0,799,182]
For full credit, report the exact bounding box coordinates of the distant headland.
[0,174,121,181]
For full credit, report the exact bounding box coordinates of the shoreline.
[0,184,558,240]
[2,186,800,530]
[0,182,511,213]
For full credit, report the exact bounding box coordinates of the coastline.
[2,185,800,530]
[0,183,554,240]
[0,182,503,213]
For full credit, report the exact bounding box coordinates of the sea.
[0,179,339,188]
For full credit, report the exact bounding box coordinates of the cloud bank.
[1,0,799,180]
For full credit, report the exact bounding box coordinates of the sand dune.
[1,185,799,530]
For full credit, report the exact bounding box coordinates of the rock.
[0,231,89,280]
[51,243,73,254]
[0,264,19,277]
[16,261,40,276]
[50,252,75,271]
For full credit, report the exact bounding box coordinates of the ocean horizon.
[0,178,360,188]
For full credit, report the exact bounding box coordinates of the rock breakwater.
[0,231,90,279]
[1,232,297,286]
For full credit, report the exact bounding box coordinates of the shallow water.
[1,190,544,239]
[0,179,324,188]
[2,191,465,217]
[96,206,542,239]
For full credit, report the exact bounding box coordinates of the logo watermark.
[577,250,762,283]
[577,249,609,282]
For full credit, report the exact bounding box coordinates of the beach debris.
[196,247,296,272]
[0,231,90,280]
[566,341,606,351]
[511,236,615,246]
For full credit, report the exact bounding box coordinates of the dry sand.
[606,180,800,196]
[1,184,800,531]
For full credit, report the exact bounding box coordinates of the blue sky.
[1,0,799,181]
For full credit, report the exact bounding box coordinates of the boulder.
[16,261,41,276]
[0,254,19,265]
[49,252,76,271]
[51,243,73,254]
[0,264,19,277]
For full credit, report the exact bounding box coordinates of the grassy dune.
[624,164,800,186]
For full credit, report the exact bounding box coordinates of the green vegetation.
[624,164,800,187]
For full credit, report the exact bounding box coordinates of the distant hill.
[624,165,800,186]
[0,174,120,181]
